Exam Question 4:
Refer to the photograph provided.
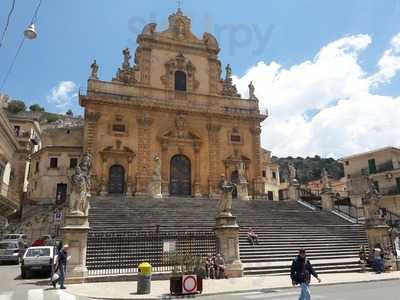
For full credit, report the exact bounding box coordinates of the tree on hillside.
[29,104,45,112]
[6,100,26,113]
[272,156,344,184]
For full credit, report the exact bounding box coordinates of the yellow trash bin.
[137,262,152,294]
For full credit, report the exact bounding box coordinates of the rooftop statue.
[90,59,99,80]
[248,81,258,100]
[122,48,131,70]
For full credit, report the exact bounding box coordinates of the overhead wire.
[0,0,17,48]
[0,0,43,93]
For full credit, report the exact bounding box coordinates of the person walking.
[373,244,384,274]
[52,244,69,289]
[290,249,321,300]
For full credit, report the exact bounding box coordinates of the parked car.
[3,233,27,246]
[21,246,58,278]
[31,235,52,247]
[0,240,26,264]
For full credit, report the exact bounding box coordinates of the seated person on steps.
[247,227,259,245]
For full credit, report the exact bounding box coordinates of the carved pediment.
[100,143,135,160]
[160,52,199,91]
[159,128,200,141]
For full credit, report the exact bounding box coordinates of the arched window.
[175,71,187,91]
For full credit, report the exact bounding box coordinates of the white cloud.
[46,81,77,109]
[234,33,400,158]
[370,33,400,85]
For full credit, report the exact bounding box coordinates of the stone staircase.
[87,196,368,275]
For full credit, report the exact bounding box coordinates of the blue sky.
[1,0,400,156]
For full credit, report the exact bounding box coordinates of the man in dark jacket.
[290,249,321,300]
[52,244,69,289]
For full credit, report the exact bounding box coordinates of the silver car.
[0,240,25,264]
[21,246,57,278]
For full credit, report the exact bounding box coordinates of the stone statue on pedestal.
[321,168,331,191]
[218,175,235,215]
[90,59,99,80]
[288,162,298,185]
[69,153,92,216]
[363,177,385,225]
[238,161,247,183]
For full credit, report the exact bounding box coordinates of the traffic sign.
[182,274,197,294]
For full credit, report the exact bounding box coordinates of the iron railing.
[299,188,322,209]
[333,203,364,223]
[380,208,400,228]
[86,231,216,276]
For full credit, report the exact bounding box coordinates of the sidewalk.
[66,271,400,299]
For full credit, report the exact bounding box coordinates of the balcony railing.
[368,160,400,176]
[376,161,395,173]
[380,186,400,196]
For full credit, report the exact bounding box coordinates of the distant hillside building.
[339,146,400,213]
[305,177,348,197]
[261,149,281,201]
[28,124,83,204]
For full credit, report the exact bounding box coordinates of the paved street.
[0,264,88,300]
[2,262,400,300]
[200,280,400,300]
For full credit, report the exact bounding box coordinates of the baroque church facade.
[80,9,267,198]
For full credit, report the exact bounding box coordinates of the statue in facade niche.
[90,59,99,80]
[153,154,161,179]
[69,153,92,216]
[218,175,235,215]
[122,48,131,69]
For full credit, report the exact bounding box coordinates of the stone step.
[86,196,368,276]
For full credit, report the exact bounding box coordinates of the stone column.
[161,143,169,196]
[214,214,243,277]
[63,215,89,283]
[84,111,101,154]
[321,190,334,210]
[193,142,202,197]
[207,123,221,198]
[136,113,153,195]
[100,158,107,196]
[250,126,264,197]
[288,184,300,201]
[126,157,133,196]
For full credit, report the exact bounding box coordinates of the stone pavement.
[66,271,400,299]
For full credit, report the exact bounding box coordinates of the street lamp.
[24,23,37,40]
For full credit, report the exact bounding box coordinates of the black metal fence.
[333,203,364,223]
[86,231,216,276]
